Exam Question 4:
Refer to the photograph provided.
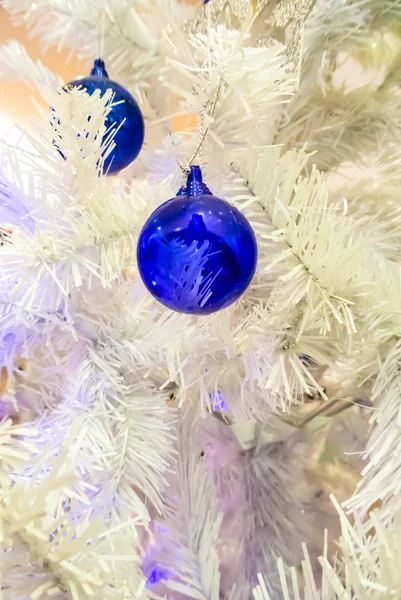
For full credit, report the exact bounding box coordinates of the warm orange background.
[0,6,88,129]
[0,1,199,132]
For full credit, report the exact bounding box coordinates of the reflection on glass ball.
[137,166,257,314]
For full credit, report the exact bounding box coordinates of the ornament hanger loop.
[181,69,227,177]
[181,0,317,179]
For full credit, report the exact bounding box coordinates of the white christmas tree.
[1,0,401,598]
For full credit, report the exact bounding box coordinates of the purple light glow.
[213,392,229,411]
[146,568,169,588]
[0,179,35,234]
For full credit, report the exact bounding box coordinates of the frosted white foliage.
[192,415,312,598]
[277,0,401,174]
[305,0,372,67]
[254,499,401,599]
[347,338,401,523]
[3,0,401,598]
[0,86,167,313]
[175,26,295,112]
[0,96,350,416]
[305,0,401,75]
[0,41,62,102]
[146,419,223,600]
[58,338,177,523]
[0,418,38,475]
[244,146,361,337]
[276,80,401,172]
[0,423,147,600]
[153,26,295,181]
[2,0,163,94]
[215,146,365,408]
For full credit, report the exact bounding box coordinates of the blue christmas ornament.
[65,58,144,175]
[137,166,257,315]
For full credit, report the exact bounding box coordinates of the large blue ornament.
[66,59,144,175]
[137,166,257,315]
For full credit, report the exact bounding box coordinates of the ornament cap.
[90,58,109,78]
[177,165,212,197]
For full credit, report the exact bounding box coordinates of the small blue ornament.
[137,166,257,314]
[65,58,144,175]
